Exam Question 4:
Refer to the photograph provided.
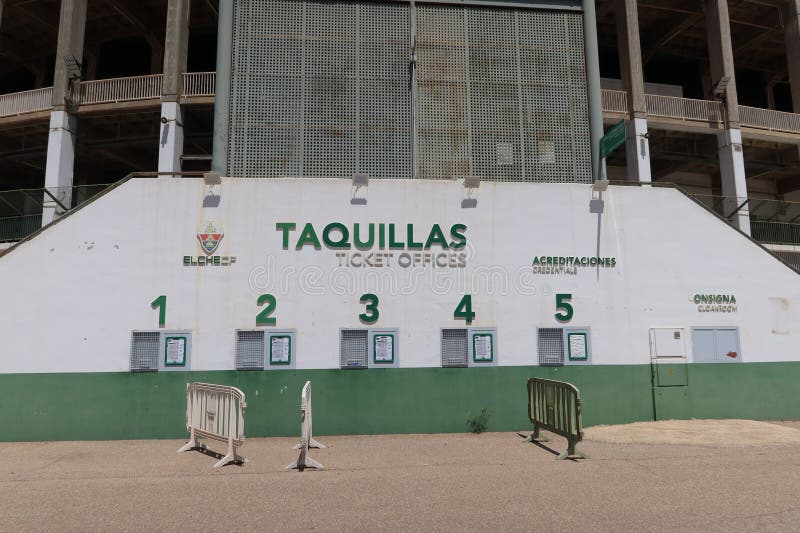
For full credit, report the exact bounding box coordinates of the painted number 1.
[151,295,166,328]
[256,294,277,326]
[555,293,573,322]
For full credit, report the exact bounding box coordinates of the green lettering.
[407,224,424,249]
[276,222,296,250]
[449,224,467,249]
[353,223,375,249]
[425,224,449,249]
[323,222,351,249]
[379,223,386,249]
[389,224,405,249]
[296,223,321,250]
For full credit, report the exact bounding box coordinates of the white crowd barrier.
[287,381,326,471]
[178,382,247,468]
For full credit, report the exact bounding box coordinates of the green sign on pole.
[599,120,626,159]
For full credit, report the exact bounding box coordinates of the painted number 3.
[360,293,379,324]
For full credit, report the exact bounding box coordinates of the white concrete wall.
[1,177,798,373]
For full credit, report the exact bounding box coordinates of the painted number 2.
[555,293,573,322]
[256,294,277,326]
[359,293,379,324]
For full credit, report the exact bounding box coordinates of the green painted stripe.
[0,363,798,442]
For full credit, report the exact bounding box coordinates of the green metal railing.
[0,214,42,242]
[524,378,587,460]
[750,221,800,246]
[0,184,113,242]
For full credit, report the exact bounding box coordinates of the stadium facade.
[0,0,800,441]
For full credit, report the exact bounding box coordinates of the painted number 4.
[454,295,475,325]
[555,293,573,322]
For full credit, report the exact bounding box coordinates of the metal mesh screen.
[229,0,410,178]
[235,330,266,370]
[441,328,468,367]
[130,331,160,372]
[340,329,369,369]
[415,5,590,182]
[538,328,565,366]
[227,1,589,182]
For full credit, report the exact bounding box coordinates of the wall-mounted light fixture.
[461,175,480,208]
[351,173,368,205]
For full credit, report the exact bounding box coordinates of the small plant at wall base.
[466,408,493,434]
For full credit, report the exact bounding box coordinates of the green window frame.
[567,332,588,361]
[472,333,494,363]
[269,335,292,366]
[372,333,395,365]
[164,336,187,367]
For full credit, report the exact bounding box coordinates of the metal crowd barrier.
[178,382,247,468]
[525,378,588,460]
[287,381,326,471]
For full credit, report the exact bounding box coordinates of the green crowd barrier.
[524,377,588,460]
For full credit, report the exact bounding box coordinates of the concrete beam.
[786,0,800,114]
[162,0,191,100]
[614,0,650,182]
[52,0,87,110]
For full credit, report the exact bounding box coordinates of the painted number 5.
[359,293,379,324]
[555,293,573,322]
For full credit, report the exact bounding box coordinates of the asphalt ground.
[1,424,800,532]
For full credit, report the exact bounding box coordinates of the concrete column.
[158,101,184,173]
[43,0,87,226]
[786,0,800,113]
[705,0,750,235]
[158,0,191,174]
[582,0,606,183]
[614,0,651,182]
[212,0,234,175]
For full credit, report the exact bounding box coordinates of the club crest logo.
[197,222,224,256]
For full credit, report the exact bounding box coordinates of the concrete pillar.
[786,0,800,113]
[705,0,750,235]
[43,0,87,226]
[582,0,606,183]
[158,102,184,173]
[614,0,651,182]
[158,0,191,174]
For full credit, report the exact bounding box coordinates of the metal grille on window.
[538,328,565,366]
[130,331,160,372]
[340,329,369,369]
[441,328,468,367]
[235,330,265,370]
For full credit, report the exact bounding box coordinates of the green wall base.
[0,363,798,442]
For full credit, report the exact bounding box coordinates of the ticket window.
[130,330,192,372]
